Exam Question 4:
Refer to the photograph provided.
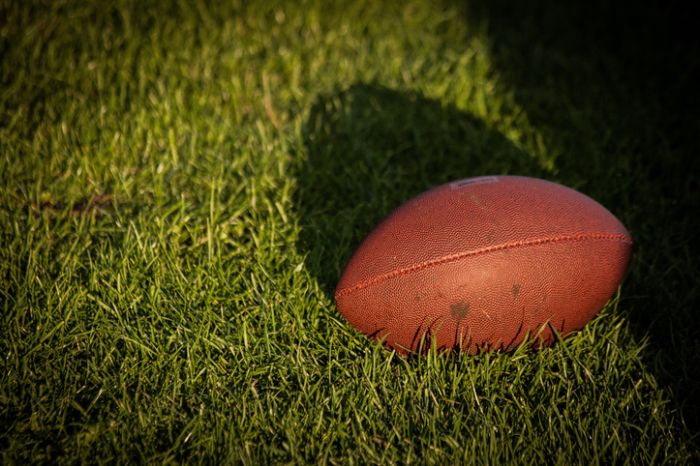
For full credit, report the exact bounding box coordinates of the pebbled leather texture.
[335,176,633,353]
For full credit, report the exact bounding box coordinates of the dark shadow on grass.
[461,0,700,434]
[296,83,548,298]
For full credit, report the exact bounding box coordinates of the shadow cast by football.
[296,83,547,299]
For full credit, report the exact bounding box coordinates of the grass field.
[2,0,699,463]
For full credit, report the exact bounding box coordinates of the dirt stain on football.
[450,302,470,320]
[511,283,521,297]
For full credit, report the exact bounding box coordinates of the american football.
[335,176,633,353]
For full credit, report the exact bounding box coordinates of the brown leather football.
[335,176,633,354]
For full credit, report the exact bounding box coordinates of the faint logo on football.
[450,176,499,189]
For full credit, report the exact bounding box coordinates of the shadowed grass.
[1,0,697,463]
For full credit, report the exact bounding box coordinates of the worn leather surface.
[335,176,633,353]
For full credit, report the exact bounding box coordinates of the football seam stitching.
[335,233,632,298]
